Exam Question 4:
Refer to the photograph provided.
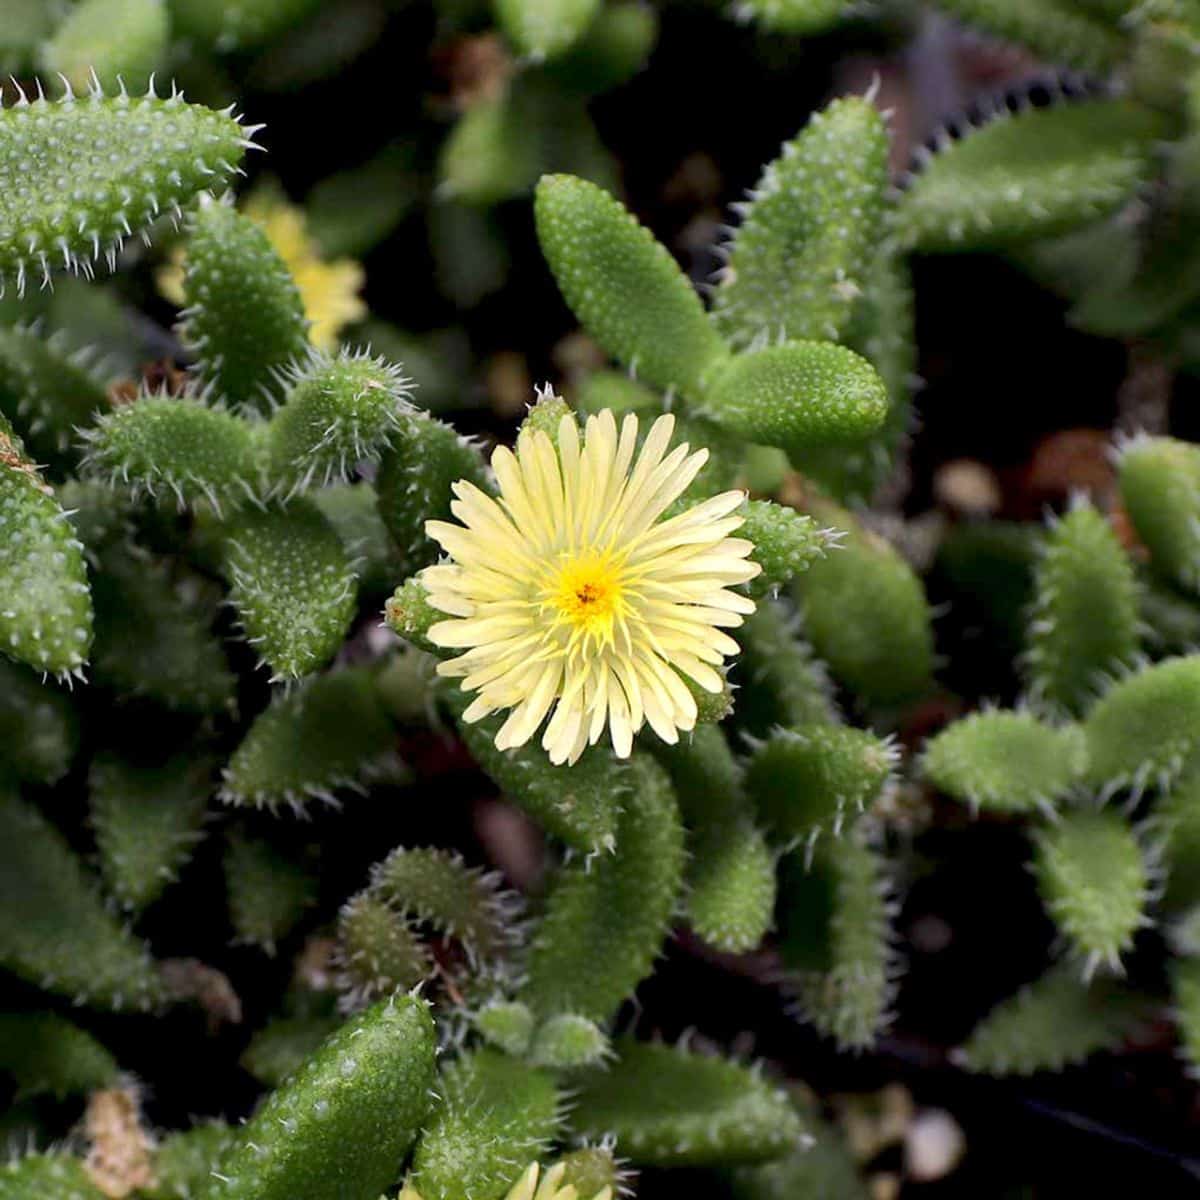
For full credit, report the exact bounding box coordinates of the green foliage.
[409,1049,561,1200]
[241,1015,342,1088]
[266,349,412,495]
[1025,503,1140,715]
[713,98,889,349]
[0,325,109,471]
[0,432,93,677]
[0,1153,106,1200]
[0,1011,118,1099]
[529,1013,611,1069]
[0,86,249,296]
[895,100,1166,252]
[179,198,308,412]
[81,393,261,513]
[336,893,431,1005]
[224,831,317,953]
[921,710,1087,814]
[1032,808,1150,973]
[535,174,730,398]
[569,1039,804,1167]
[1083,656,1200,793]
[955,964,1151,1075]
[384,575,443,656]
[221,500,358,679]
[200,995,437,1200]
[731,0,852,34]
[700,342,888,459]
[311,480,399,597]
[1172,956,1200,1076]
[781,835,896,1049]
[220,668,399,811]
[930,0,1126,73]
[796,495,934,706]
[1162,770,1200,911]
[1118,436,1200,594]
[376,413,489,572]
[89,753,211,913]
[41,0,169,93]
[733,600,840,737]
[747,725,897,846]
[522,755,685,1021]
[89,544,236,712]
[655,724,776,952]
[0,789,167,1011]
[474,1000,536,1057]
[146,1125,238,1200]
[442,685,626,854]
[0,658,78,784]
[169,0,324,51]
[494,0,602,60]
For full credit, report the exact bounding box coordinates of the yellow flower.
[399,1161,613,1200]
[156,191,366,351]
[421,408,760,766]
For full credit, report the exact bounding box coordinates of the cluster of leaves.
[7,1,1200,1198]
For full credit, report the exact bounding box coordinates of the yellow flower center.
[548,554,624,638]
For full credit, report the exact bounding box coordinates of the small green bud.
[266,350,413,495]
[747,725,897,846]
[222,500,358,680]
[200,996,437,1200]
[955,964,1152,1075]
[179,198,308,412]
[1032,808,1150,973]
[1025,502,1139,716]
[336,894,431,1006]
[921,710,1087,815]
[529,1013,611,1069]
[220,667,399,812]
[385,576,443,656]
[569,1039,804,1167]
[535,174,730,399]
[741,499,833,598]
[81,393,261,513]
[474,1000,535,1056]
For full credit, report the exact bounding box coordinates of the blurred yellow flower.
[399,1161,613,1200]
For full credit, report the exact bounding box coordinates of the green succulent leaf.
[0,1011,118,1100]
[0,657,78,785]
[1118,435,1200,595]
[921,710,1087,814]
[713,98,889,349]
[41,0,169,93]
[522,755,686,1022]
[569,1039,804,1167]
[0,1153,106,1200]
[535,173,730,399]
[200,995,437,1200]
[1032,808,1150,973]
[895,100,1166,252]
[224,831,318,954]
[0,85,251,294]
[494,0,602,60]
[169,0,324,51]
